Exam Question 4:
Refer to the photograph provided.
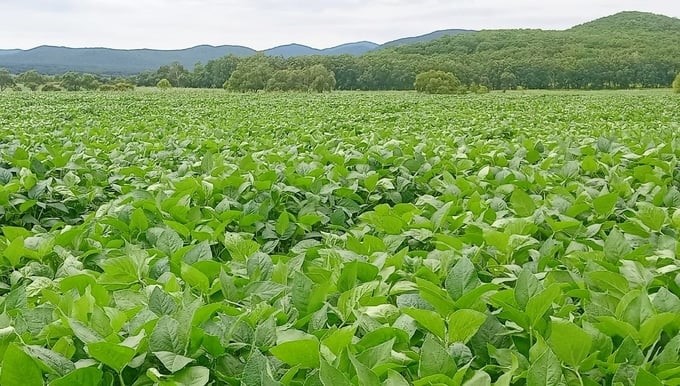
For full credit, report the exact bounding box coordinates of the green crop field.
[0,89,679,385]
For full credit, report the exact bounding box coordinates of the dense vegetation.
[1,12,680,92]
[414,70,463,94]
[0,89,679,385]
[0,30,473,75]
[133,12,680,91]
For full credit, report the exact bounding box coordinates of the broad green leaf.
[445,257,480,301]
[416,278,456,315]
[527,342,562,386]
[149,286,177,316]
[3,237,25,266]
[171,366,210,386]
[23,345,75,376]
[269,338,320,368]
[348,352,380,386]
[594,316,639,341]
[448,309,487,343]
[403,308,446,340]
[1,343,43,386]
[184,241,213,264]
[526,284,561,327]
[276,211,290,235]
[593,192,618,216]
[463,370,492,386]
[604,228,631,262]
[321,325,356,355]
[49,367,103,386]
[515,267,541,310]
[319,358,352,386]
[242,350,279,386]
[155,228,184,255]
[432,201,454,231]
[483,229,509,253]
[637,202,667,231]
[181,263,210,293]
[154,351,194,373]
[510,188,536,217]
[130,207,149,233]
[639,313,678,349]
[385,370,410,386]
[0,326,16,360]
[614,336,644,365]
[635,368,663,386]
[548,320,592,368]
[87,342,136,373]
[419,334,457,378]
[68,319,103,344]
[224,232,260,261]
[150,316,185,354]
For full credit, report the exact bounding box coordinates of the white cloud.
[1,0,678,49]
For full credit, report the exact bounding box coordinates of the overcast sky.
[2,0,679,50]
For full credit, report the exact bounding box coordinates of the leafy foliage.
[414,70,462,94]
[0,89,679,385]
[157,78,172,89]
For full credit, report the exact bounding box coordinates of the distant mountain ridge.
[1,12,678,77]
[0,30,473,75]
[382,29,473,47]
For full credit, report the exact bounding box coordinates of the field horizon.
[0,89,679,384]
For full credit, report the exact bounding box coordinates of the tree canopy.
[414,70,462,94]
[5,11,680,92]
[157,78,172,89]
[0,68,14,91]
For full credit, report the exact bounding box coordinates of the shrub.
[673,73,680,93]
[115,82,135,91]
[414,70,462,94]
[42,82,63,91]
[157,79,172,89]
[477,85,490,94]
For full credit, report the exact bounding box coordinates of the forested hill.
[0,30,472,75]
[151,11,678,91]
[3,11,680,91]
[131,11,680,91]
[371,11,680,89]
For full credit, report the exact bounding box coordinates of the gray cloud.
[1,0,678,49]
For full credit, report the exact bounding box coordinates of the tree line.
[133,12,680,92]
[0,69,135,92]
[2,12,680,93]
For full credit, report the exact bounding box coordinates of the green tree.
[205,55,241,88]
[114,82,135,91]
[80,74,101,90]
[156,62,189,88]
[0,68,15,91]
[157,79,172,89]
[673,72,680,93]
[225,55,274,92]
[266,69,305,91]
[17,70,44,90]
[60,72,82,91]
[500,71,518,91]
[414,70,462,94]
[305,64,336,92]
[42,82,62,91]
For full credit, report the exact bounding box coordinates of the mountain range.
[0,29,473,75]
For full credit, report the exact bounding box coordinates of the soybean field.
[0,89,680,385]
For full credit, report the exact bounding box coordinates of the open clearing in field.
[0,90,679,385]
